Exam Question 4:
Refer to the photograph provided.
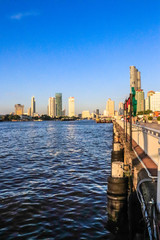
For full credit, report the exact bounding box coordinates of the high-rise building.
[96,109,99,115]
[150,92,160,111]
[145,91,155,110]
[136,89,144,114]
[118,102,124,115]
[106,98,115,117]
[68,97,75,117]
[15,104,24,115]
[55,93,62,117]
[27,107,31,116]
[48,97,56,118]
[130,66,141,93]
[145,97,150,111]
[31,96,36,117]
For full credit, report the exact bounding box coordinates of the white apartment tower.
[48,97,56,118]
[130,66,141,93]
[106,98,115,117]
[145,91,155,111]
[31,96,36,117]
[68,97,75,117]
[150,92,160,111]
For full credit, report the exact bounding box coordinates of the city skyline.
[0,1,160,114]
[2,86,160,116]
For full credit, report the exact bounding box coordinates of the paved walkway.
[132,138,157,176]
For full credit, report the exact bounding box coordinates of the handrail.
[133,124,160,138]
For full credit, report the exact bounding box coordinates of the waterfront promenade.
[114,119,160,239]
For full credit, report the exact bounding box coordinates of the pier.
[108,119,160,239]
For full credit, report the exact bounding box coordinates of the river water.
[0,120,113,240]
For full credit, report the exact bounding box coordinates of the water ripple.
[0,120,112,239]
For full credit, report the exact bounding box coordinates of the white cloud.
[10,11,40,20]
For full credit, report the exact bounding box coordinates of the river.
[0,120,113,239]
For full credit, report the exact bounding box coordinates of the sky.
[0,0,160,115]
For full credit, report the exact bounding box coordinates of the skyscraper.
[31,96,36,117]
[48,97,56,118]
[15,104,24,115]
[55,93,62,117]
[96,109,99,115]
[106,98,115,117]
[136,89,144,114]
[68,97,75,117]
[130,66,141,93]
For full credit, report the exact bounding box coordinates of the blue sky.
[0,0,160,114]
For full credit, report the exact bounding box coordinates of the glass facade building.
[55,93,62,117]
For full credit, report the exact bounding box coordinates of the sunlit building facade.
[145,91,155,111]
[150,92,160,111]
[82,111,90,119]
[130,66,141,93]
[27,107,31,116]
[15,104,24,115]
[48,97,56,118]
[106,98,115,117]
[136,89,144,114]
[68,97,75,117]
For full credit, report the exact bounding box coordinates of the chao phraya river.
[0,120,113,240]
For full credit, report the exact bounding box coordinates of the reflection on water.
[0,120,113,239]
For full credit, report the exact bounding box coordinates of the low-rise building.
[15,104,24,115]
[82,111,90,119]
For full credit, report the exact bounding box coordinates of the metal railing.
[116,120,160,166]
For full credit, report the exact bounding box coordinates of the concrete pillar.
[112,162,124,178]
[113,142,121,151]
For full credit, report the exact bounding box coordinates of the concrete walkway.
[132,138,158,176]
